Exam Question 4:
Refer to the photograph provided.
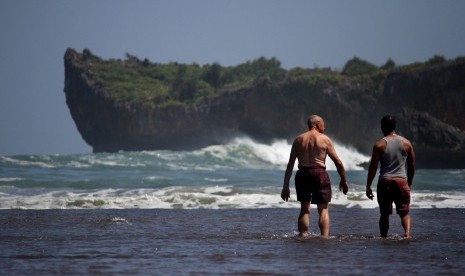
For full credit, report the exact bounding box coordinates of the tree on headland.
[342,57,378,76]
[426,55,446,66]
[381,58,396,70]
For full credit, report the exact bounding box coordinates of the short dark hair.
[381,115,396,134]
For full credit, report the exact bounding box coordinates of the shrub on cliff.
[342,57,378,76]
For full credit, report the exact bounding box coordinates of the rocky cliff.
[64,48,465,168]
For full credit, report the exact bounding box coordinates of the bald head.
[308,115,323,130]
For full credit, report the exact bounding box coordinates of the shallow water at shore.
[1,208,464,275]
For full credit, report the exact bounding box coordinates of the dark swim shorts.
[377,178,411,215]
[295,167,332,204]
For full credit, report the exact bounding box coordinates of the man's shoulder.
[397,135,412,143]
[294,132,306,140]
[296,130,314,138]
[316,132,331,142]
[373,138,386,149]
[292,132,307,145]
[398,135,414,151]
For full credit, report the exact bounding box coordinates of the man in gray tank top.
[366,115,415,238]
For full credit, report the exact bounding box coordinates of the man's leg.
[400,213,411,238]
[317,203,329,237]
[396,179,412,238]
[298,201,310,236]
[379,214,389,237]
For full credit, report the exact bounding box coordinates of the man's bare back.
[292,130,333,168]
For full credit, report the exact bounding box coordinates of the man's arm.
[327,139,349,194]
[405,140,415,187]
[366,144,380,200]
[281,142,297,201]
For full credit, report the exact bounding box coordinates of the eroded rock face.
[64,48,465,168]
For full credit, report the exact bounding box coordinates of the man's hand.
[366,187,374,200]
[339,181,349,195]
[281,187,290,201]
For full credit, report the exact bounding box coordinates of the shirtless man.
[366,115,415,238]
[281,115,349,237]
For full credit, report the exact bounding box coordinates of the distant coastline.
[64,48,465,168]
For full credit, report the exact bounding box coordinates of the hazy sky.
[1,0,465,155]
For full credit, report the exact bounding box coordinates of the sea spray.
[1,137,464,209]
[200,137,370,170]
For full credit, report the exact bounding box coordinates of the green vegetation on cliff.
[83,49,287,108]
[79,48,464,111]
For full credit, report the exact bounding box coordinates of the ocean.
[1,137,464,275]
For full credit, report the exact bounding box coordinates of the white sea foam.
[204,178,228,183]
[143,175,170,181]
[110,217,132,225]
[0,156,56,168]
[232,137,291,167]
[1,141,462,210]
[0,177,23,182]
[203,186,233,194]
[66,161,92,168]
[28,136,367,172]
[1,186,463,209]
[411,192,465,208]
[327,142,370,170]
[224,137,370,170]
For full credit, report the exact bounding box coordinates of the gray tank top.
[379,135,407,179]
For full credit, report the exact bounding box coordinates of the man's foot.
[298,232,309,238]
[404,232,412,239]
